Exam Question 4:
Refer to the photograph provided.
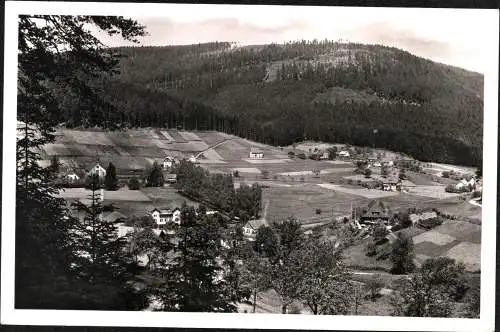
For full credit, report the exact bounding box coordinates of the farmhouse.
[382,175,402,192]
[163,156,178,169]
[359,200,390,225]
[88,162,106,178]
[456,178,475,191]
[249,148,264,159]
[242,219,268,240]
[150,208,181,226]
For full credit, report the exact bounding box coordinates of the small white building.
[88,162,106,178]
[67,173,80,182]
[188,155,197,163]
[150,208,181,226]
[249,148,264,159]
[338,150,350,158]
[242,219,267,241]
[163,156,177,169]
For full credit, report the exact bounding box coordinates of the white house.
[88,162,106,178]
[242,219,267,241]
[338,150,350,158]
[249,148,264,159]
[163,156,177,169]
[67,173,80,182]
[150,208,181,226]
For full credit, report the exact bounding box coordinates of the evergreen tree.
[154,205,236,312]
[16,14,145,309]
[70,174,145,309]
[391,232,416,274]
[104,162,119,190]
[147,162,165,187]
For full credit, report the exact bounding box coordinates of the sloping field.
[213,139,248,160]
[166,130,187,142]
[178,131,202,141]
[159,130,175,142]
[194,131,228,146]
[63,130,115,145]
[199,148,223,160]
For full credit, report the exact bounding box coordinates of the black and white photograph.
[1,1,498,331]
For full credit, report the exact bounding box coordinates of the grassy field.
[263,183,368,224]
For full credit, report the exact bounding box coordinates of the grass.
[263,183,367,224]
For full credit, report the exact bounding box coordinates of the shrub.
[441,171,450,178]
[128,177,140,190]
[297,153,306,160]
[233,170,240,178]
[287,151,295,158]
[365,239,377,256]
[315,208,322,215]
[418,217,443,230]
[365,274,384,301]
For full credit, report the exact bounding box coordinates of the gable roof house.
[163,156,178,169]
[382,174,402,191]
[88,161,106,179]
[242,219,268,241]
[359,200,390,224]
[150,208,181,226]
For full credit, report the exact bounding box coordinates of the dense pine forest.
[53,41,483,166]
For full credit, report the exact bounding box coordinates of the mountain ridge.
[52,40,483,166]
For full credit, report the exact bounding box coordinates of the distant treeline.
[50,41,483,167]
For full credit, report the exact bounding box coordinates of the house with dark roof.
[359,200,390,225]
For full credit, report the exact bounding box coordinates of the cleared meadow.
[317,183,400,199]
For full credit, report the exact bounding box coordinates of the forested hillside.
[52,40,483,166]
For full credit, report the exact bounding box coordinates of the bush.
[441,171,450,178]
[287,151,295,158]
[128,177,140,190]
[297,153,306,160]
[365,240,377,256]
[315,208,322,215]
[233,170,240,177]
[445,184,470,193]
[418,217,443,230]
[365,274,384,301]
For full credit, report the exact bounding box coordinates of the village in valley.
[13,9,492,322]
[46,126,482,314]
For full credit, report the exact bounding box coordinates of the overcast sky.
[95,4,498,74]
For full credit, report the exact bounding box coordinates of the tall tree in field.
[16,14,145,308]
[147,161,165,187]
[104,162,119,190]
